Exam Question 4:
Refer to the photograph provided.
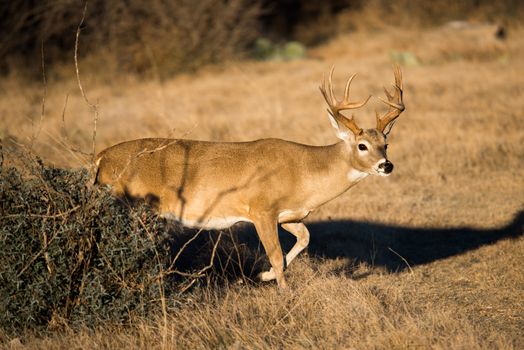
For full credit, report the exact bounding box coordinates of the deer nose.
[379,160,394,174]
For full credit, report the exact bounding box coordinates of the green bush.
[252,38,307,61]
[0,161,175,334]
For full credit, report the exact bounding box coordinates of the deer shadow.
[305,209,524,272]
[167,209,524,283]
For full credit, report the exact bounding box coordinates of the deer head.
[320,66,405,177]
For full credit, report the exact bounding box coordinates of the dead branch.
[74,2,99,166]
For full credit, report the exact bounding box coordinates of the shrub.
[0,158,175,334]
[0,147,267,336]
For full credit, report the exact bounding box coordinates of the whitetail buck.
[95,66,405,289]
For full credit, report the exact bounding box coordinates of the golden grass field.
[1,24,523,348]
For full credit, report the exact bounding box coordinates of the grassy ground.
[1,24,523,348]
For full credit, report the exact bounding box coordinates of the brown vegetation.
[1,5,523,349]
[2,0,523,78]
[0,0,260,78]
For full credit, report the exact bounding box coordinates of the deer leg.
[259,222,310,282]
[282,222,310,265]
[253,216,287,289]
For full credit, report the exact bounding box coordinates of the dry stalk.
[57,93,93,161]
[9,141,60,205]
[178,231,223,294]
[218,228,249,283]
[74,2,99,167]
[16,221,61,279]
[0,205,81,220]
[0,139,3,170]
[96,251,132,290]
[388,247,414,275]
[167,228,205,273]
[38,2,94,167]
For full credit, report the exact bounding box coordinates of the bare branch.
[74,2,99,165]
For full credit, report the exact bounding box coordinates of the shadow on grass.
[169,210,523,283]
[306,209,524,272]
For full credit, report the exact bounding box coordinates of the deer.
[94,66,405,289]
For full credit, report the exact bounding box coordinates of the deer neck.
[305,141,369,209]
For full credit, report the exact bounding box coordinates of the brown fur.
[96,130,393,288]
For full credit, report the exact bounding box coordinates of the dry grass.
[1,24,523,348]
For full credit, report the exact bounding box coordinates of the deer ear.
[328,113,355,142]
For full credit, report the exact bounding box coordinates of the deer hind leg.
[253,216,287,289]
[258,222,310,283]
[282,222,310,265]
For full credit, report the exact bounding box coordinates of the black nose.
[379,160,394,173]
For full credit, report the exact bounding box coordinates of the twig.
[42,206,53,274]
[16,217,62,279]
[388,247,414,274]
[0,138,3,170]
[74,2,98,165]
[61,93,69,126]
[97,251,131,289]
[1,205,81,220]
[178,231,223,293]
[230,229,247,282]
[165,228,205,273]
[19,109,90,167]
[58,93,84,157]
[195,232,223,277]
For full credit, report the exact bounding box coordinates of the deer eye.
[358,144,368,151]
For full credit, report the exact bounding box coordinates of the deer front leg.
[253,216,287,289]
[259,222,310,283]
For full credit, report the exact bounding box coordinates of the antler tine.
[343,73,371,108]
[395,64,403,89]
[376,65,405,134]
[319,70,336,106]
[382,86,393,101]
[319,68,332,105]
[328,65,336,105]
[343,74,356,102]
[319,66,371,136]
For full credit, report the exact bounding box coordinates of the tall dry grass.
[1,17,523,350]
[5,235,522,349]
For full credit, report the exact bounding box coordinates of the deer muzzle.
[378,160,394,175]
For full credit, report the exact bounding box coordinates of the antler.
[319,66,371,136]
[376,65,405,134]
